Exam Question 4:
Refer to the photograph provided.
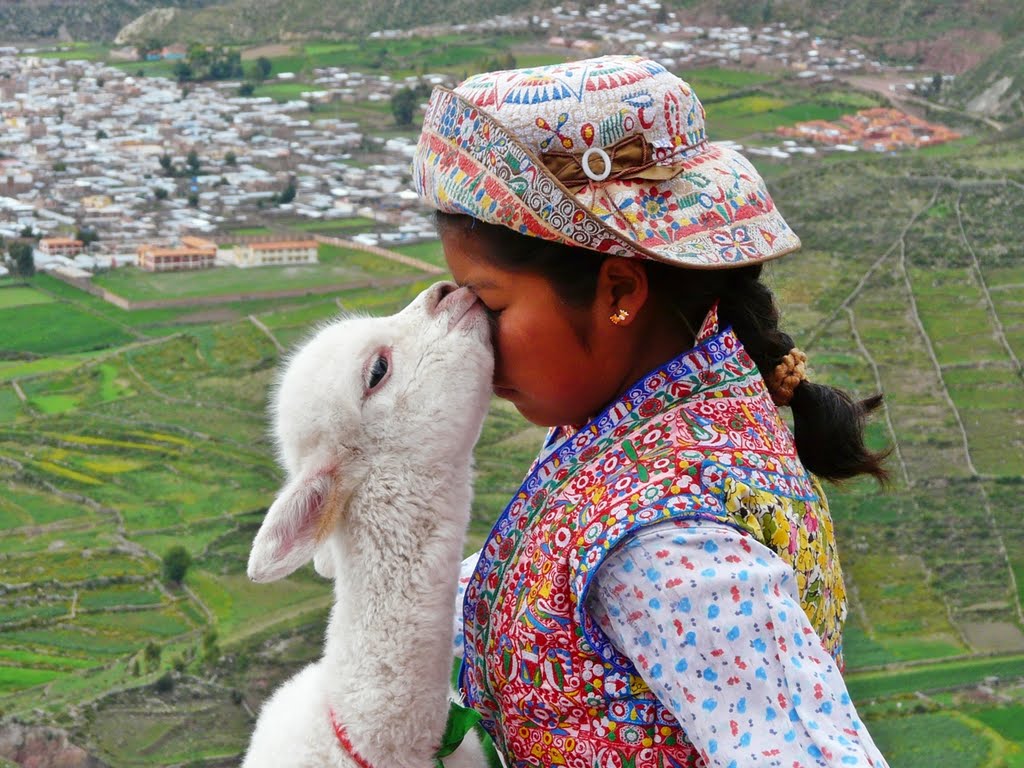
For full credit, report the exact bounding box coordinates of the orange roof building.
[776,108,960,152]
[138,237,217,272]
[40,237,84,257]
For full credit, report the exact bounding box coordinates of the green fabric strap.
[434,700,483,767]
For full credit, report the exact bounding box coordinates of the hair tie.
[767,348,808,407]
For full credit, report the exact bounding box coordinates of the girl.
[414,55,889,768]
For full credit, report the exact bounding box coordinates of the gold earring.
[610,308,630,325]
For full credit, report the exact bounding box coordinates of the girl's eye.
[367,355,389,390]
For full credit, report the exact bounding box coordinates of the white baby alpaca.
[243,282,492,768]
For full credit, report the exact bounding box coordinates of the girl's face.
[442,227,625,427]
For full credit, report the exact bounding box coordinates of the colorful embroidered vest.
[460,310,847,768]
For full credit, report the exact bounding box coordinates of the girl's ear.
[596,256,650,323]
[247,467,344,583]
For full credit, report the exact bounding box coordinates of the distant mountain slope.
[694,0,1024,40]
[112,0,540,43]
[3,0,1023,48]
[0,0,220,42]
[946,32,1024,122]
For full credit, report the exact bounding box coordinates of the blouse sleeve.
[453,551,480,659]
[587,519,888,768]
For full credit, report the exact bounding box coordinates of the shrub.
[162,545,192,585]
[154,671,174,693]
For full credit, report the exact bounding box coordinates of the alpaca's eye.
[367,355,389,390]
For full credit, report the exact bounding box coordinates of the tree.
[172,60,193,83]
[154,671,174,692]
[255,56,272,81]
[19,225,34,239]
[95,129,108,140]
[186,149,201,174]
[162,545,192,584]
[187,192,200,207]
[224,150,237,166]
[238,82,255,97]
[391,86,417,127]
[9,241,34,277]
[153,187,169,200]
[76,227,98,245]
[159,153,174,176]
[144,640,162,672]
[202,629,220,665]
[276,178,296,205]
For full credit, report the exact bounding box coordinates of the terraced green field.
[1,68,1022,768]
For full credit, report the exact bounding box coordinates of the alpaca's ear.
[313,545,336,579]
[247,468,342,583]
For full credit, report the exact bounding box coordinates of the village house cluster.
[776,107,961,152]
[0,52,446,276]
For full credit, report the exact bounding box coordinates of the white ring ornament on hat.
[581,147,612,182]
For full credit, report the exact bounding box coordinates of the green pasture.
[75,608,194,640]
[394,240,448,268]
[186,568,329,642]
[910,266,1007,365]
[32,42,110,61]
[2,626,142,657]
[0,353,99,383]
[131,520,242,567]
[0,301,135,355]
[91,249,423,301]
[707,97,856,139]
[90,698,252,767]
[258,297,340,331]
[0,482,96,529]
[285,216,376,233]
[253,80,311,101]
[78,584,164,611]
[686,67,779,89]
[0,648,97,671]
[847,553,967,662]
[974,704,1024,750]
[1,549,153,585]
[0,602,69,625]
[0,667,63,694]
[110,59,178,79]
[0,286,54,308]
[848,655,1024,701]
[868,711,1004,768]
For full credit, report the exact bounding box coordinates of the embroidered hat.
[413,55,800,268]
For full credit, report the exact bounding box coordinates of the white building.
[227,239,318,268]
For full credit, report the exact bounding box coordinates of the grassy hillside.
[0,0,219,42]
[4,0,1023,49]
[1,59,1023,765]
[678,0,1024,41]
[946,33,1024,121]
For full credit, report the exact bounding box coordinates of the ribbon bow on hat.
[540,134,691,189]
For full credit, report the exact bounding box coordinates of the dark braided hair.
[436,212,889,484]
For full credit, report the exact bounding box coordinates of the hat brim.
[413,87,800,269]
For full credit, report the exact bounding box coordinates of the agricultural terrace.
[1,75,1023,767]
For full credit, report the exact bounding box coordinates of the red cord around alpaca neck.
[329,710,376,768]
